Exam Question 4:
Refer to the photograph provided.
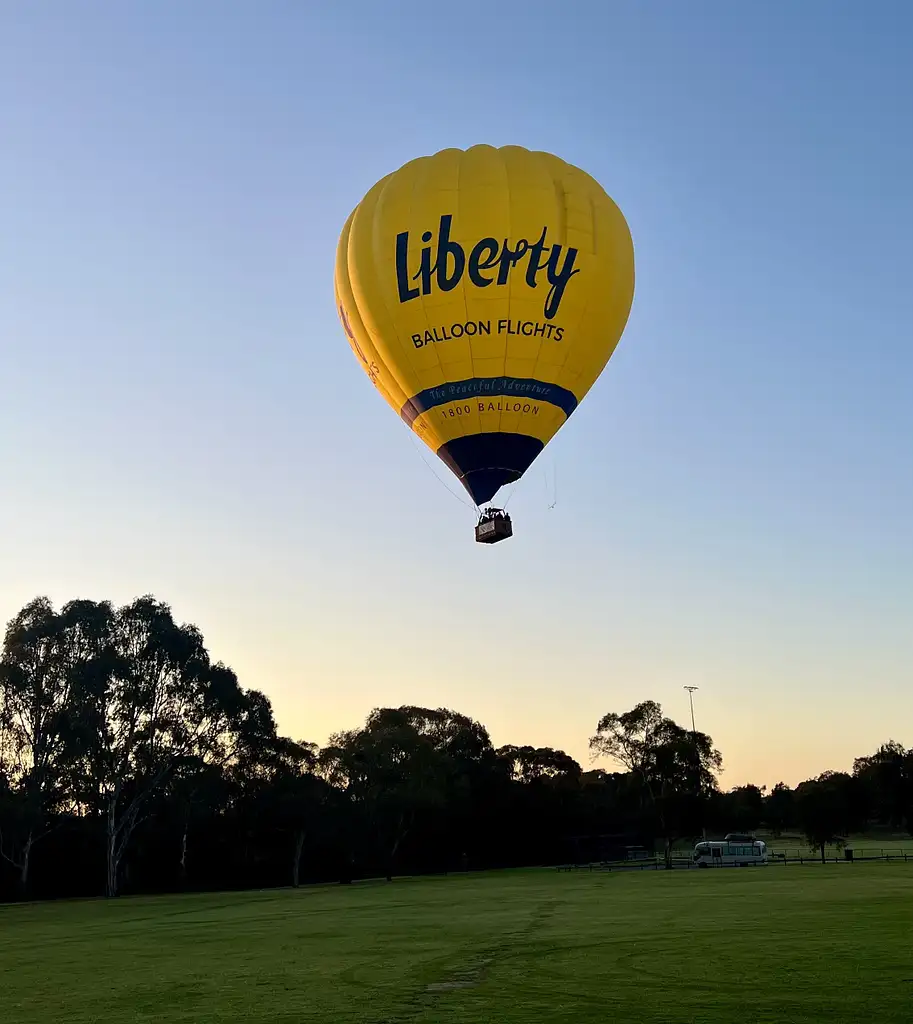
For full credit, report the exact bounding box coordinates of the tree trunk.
[17,832,33,898]
[106,829,119,897]
[819,842,826,865]
[179,825,189,885]
[292,830,305,888]
[1,828,35,900]
[106,791,125,897]
[106,797,117,896]
[387,824,406,882]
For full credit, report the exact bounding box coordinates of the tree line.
[1,594,911,902]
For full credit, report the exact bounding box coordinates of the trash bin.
[844,848,854,861]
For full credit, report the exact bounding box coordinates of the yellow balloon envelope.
[335,144,635,509]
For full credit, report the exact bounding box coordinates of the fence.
[555,847,913,872]
[767,847,912,864]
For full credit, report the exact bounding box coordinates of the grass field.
[2,864,911,1023]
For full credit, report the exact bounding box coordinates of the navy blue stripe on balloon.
[400,376,578,426]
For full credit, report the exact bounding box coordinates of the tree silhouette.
[590,701,723,866]
[1,593,911,903]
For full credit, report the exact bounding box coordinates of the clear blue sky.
[2,1,911,787]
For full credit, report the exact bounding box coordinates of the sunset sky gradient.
[2,1,911,788]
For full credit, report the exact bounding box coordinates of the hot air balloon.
[335,144,635,543]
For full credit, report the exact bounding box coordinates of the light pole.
[684,686,705,840]
[684,686,698,735]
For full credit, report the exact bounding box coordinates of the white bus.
[693,839,768,867]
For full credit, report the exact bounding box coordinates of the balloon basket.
[475,508,513,544]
